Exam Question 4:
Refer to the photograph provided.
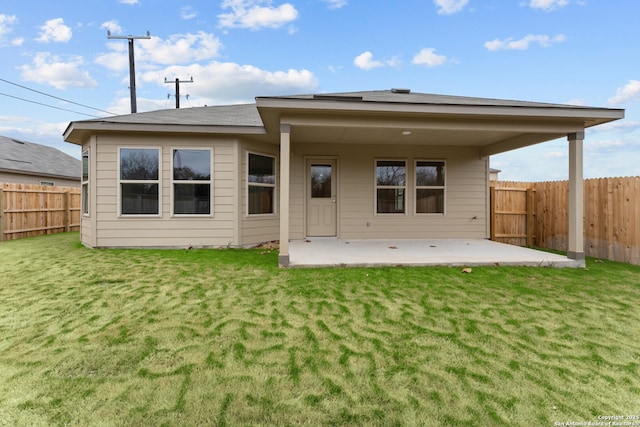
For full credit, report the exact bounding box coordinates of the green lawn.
[1,233,639,426]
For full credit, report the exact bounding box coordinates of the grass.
[1,232,639,426]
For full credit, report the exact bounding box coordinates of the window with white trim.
[172,149,212,215]
[376,160,406,214]
[415,160,445,214]
[81,149,89,215]
[248,153,276,215]
[119,148,160,215]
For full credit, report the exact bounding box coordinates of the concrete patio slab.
[287,238,585,268]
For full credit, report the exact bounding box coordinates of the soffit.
[277,110,581,152]
[256,93,624,154]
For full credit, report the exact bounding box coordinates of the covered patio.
[253,90,626,268]
[288,238,585,268]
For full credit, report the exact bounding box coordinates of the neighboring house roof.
[0,135,81,180]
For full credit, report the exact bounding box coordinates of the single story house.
[489,168,501,181]
[63,89,624,267]
[0,135,81,187]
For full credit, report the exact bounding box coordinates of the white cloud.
[101,20,123,34]
[324,0,347,9]
[585,139,626,151]
[0,14,23,46]
[140,33,223,64]
[94,43,129,71]
[120,0,139,4]
[106,96,169,116]
[139,61,318,105]
[353,52,383,70]
[591,120,640,133]
[218,0,298,30]
[529,0,569,11]
[36,18,72,43]
[608,80,640,105]
[412,48,448,67]
[544,150,566,159]
[181,6,198,20]
[95,32,223,71]
[0,14,17,39]
[565,98,587,106]
[0,117,68,138]
[434,0,469,15]
[484,34,566,51]
[20,52,97,89]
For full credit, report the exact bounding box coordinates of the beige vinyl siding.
[239,141,280,246]
[80,138,97,247]
[92,134,237,248]
[0,171,80,187]
[291,143,488,240]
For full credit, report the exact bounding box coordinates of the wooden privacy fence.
[491,176,640,265]
[0,183,81,241]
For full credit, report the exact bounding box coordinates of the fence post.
[0,188,4,241]
[64,191,70,232]
[526,187,535,247]
[489,185,496,241]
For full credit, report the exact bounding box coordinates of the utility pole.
[107,30,151,113]
[165,77,193,109]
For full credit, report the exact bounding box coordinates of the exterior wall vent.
[391,88,411,94]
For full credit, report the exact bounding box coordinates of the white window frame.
[170,147,214,217]
[117,147,162,217]
[374,159,407,215]
[414,159,446,215]
[81,149,89,216]
[246,151,277,217]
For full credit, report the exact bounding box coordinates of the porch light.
[402,131,412,135]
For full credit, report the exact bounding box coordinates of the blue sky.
[1,0,639,181]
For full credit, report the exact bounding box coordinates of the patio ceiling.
[284,116,574,154]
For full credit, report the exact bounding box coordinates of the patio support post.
[567,131,585,261]
[279,124,291,267]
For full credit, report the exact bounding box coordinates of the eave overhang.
[64,121,267,145]
[255,97,624,156]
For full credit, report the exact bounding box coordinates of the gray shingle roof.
[260,89,597,109]
[66,90,622,135]
[82,103,263,127]
[0,135,81,180]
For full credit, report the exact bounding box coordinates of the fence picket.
[1,183,81,241]
[491,177,640,265]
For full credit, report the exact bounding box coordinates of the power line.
[0,77,117,116]
[0,92,100,118]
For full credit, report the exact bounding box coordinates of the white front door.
[306,159,337,237]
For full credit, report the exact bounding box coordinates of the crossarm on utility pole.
[164,77,194,109]
[107,31,151,113]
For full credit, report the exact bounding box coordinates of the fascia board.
[257,97,624,124]
[64,121,266,143]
